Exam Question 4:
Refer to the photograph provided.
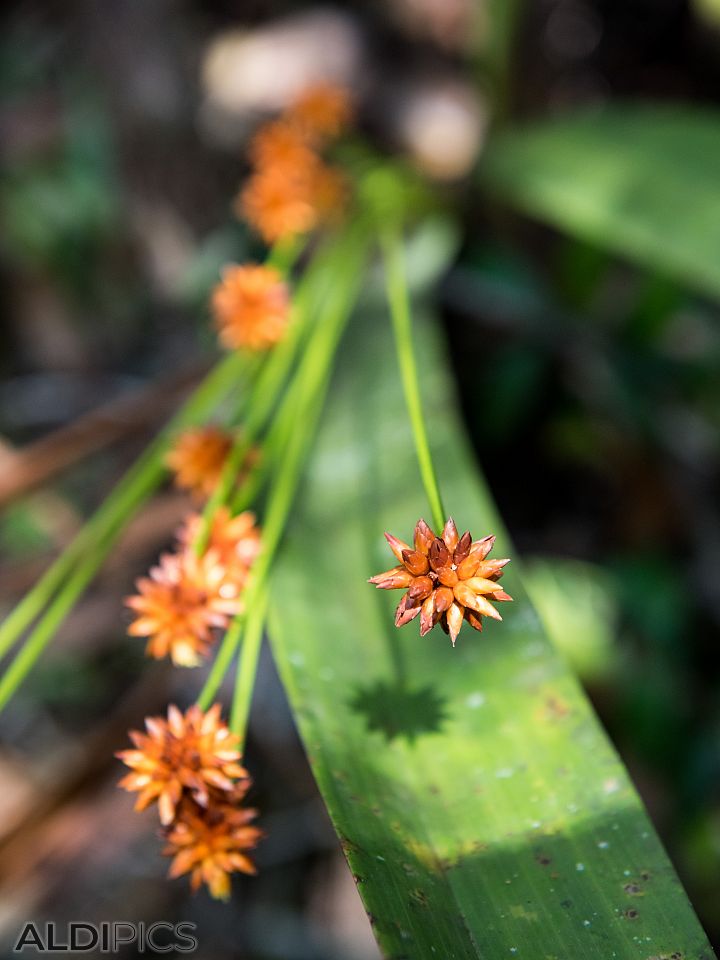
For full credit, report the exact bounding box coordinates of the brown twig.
[0,364,208,509]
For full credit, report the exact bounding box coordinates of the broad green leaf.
[481,105,720,300]
[268,300,714,958]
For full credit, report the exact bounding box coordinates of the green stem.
[196,609,245,712]
[193,434,252,556]
[0,353,246,661]
[0,353,252,710]
[0,236,302,692]
[229,586,268,744]
[196,226,370,715]
[193,241,333,552]
[266,235,303,275]
[380,227,446,533]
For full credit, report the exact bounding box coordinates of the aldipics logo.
[14,921,198,954]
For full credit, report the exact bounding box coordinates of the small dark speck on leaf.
[624,908,639,920]
[544,695,571,720]
[339,836,359,854]
[560,899,572,909]
[624,882,642,895]
[535,852,552,866]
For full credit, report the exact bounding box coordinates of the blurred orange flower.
[248,119,317,174]
[237,169,318,245]
[287,82,353,143]
[212,263,290,351]
[178,507,261,590]
[166,426,233,500]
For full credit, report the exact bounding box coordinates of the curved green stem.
[380,227,446,533]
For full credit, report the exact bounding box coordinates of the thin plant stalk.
[197,226,370,713]
[380,227,446,532]
[0,240,304,701]
[0,353,260,711]
[193,241,338,554]
[0,351,248,663]
[229,585,268,746]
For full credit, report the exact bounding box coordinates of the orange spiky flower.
[248,119,318,173]
[178,507,261,590]
[286,82,353,143]
[164,784,262,900]
[236,168,318,245]
[212,264,289,351]
[126,549,242,667]
[369,518,513,645]
[117,704,248,826]
[166,426,233,500]
[166,427,259,501]
[237,82,352,244]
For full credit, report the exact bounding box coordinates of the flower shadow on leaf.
[349,679,448,744]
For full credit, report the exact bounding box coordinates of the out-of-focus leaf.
[268,297,714,957]
[693,0,720,27]
[481,105,720,300]
[0,100,118,276]
[524,556,618,682]
[0,503,54,560]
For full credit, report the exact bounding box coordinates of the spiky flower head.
[369,518,513,645]
[248,119,318,173]
[164,786,262,900]
[178,507,261,591]
[238,161,348,244]
[237,168,316,245]
[116,704,248,826]
[126,549,242,667]
[212,263,289,351]
[166,427,259,502]
[166,426,233,500]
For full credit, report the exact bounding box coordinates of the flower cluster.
[126,506,260,667]
[237,82,352,245]
[369,518,513,644]
[115,89,357,902]
[117,705,261,899]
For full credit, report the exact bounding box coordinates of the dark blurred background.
[2,0,720,956]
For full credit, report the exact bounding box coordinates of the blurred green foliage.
[482,106,720,299]
[0,99,119,284]
[523,556,618,682]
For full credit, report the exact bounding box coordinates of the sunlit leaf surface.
[268,301,714,958]
[481,106,720,300]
